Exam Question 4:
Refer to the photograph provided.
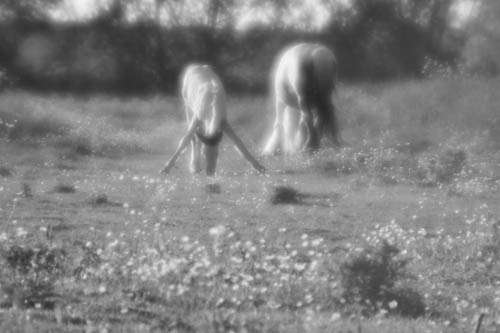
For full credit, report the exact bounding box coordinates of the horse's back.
[180,64,226,133]
[310,46,336,93]
[274,43,336,101]
[181,64,223,100]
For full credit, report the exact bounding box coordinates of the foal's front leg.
[189,138,202,173]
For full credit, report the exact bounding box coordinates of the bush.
[52,183,76,194]
[268,186,301,205]
[417,148,467,186]
[340,241,425,317]
[0,244,67,309]
[0,166,13,177]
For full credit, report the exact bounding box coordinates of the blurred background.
[0,0,497,95]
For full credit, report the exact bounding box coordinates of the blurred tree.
[352,0,456,55]
[0,0,481,93]
[157,0,240,72]
[243,0,292,29]
[0,0,62,21]
[461,0,500,75]
[325,0,461,78]
[0,0,63,89]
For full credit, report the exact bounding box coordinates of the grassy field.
[1,77,500,332]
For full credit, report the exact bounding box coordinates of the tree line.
[0,0,497,94]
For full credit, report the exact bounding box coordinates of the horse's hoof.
[261,148,281,156]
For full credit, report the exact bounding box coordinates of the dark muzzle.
[196,131,223,146]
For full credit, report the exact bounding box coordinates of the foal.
[161,64,266,176]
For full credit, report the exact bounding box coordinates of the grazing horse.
[263,43,340,155]
[160,64,266,176]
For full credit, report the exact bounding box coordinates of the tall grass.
[1,77,499,154]
[0,92,180,156]
[1,78,500,331]
[339,77,500,151]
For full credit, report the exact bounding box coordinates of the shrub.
[0,244,67,309]
[0,166,12,177]
[52,183,76,194]
[2,245,66,277]
[340,241,425,317]
[434,149,467,183]
[89,193,121,207]
[478,221,500,266]
[417,148,467,186]
[269,186,300,205]
[89,193,110,206]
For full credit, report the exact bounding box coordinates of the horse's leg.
[317,96,340,146]
[185,105,202,173]
[283,106,297,154]
[203,143,218,176]
[295,67,318,151]
[189,138,202,173]
[263,99,285,155]
[298,97,318,151]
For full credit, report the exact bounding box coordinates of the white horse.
[161,64,266,176]
[263,43,340,155]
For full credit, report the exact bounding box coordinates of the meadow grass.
[0,77,500,332]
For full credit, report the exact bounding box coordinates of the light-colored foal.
[161,64,266,176]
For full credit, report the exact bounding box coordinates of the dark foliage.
[435,149,466,183]
[417,148,467,187]
[269,185,300,205]
[89,193,110,205]
[0,244,66,309]
[0,166,13,177]
[340,241,425,317]
[205,183,222,194]
[52,183,76,194]
[89,193,122,207]
[2,245,66,275]
[20,183,32,198]
[0,0,464,95]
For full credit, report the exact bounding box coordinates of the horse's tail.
[304,58,336,140]
[302,58,316,106]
